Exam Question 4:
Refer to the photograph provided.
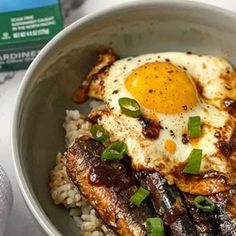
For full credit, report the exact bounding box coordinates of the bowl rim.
[11,0,236,235]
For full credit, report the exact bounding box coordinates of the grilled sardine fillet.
[66,138,154,236]
[139,172,197,236]
[183,193,216,236]
[212,190,236,236]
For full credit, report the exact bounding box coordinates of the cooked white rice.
[49,109,115,236]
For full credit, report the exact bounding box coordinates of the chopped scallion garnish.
[118,97,141,118]
[130,187,150,207]
[183,149,202,174]
[193,196,215,212]
[188,116,201,138]
[90,124,109,143]
[147,217,165,236]
[101,141,127,161]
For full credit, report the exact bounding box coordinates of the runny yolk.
[125,62,198,114]
[164,139,177,154]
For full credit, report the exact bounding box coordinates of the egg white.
[91,52,236,189]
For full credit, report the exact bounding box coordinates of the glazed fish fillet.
[139,172,197,236]
[65,138,155,236]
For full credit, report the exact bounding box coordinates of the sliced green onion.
[130,187,150,207]
[193,196,216,212]
[147,217,165,236]
[183,149,202,174]
[118,97,141,118]
[90,124,109,143]
[101,141,127,161]
[188,116,201,138]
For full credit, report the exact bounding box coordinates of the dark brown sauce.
[218,128,236,157]
[219,141,232,157]
[214,131,221,138]
[87,112,100,124]
[139,117,161,139]
[217,99,236,156]
[87,110,110,124]
[224,98,236,117]
[163,197,186,225]
[89,163,133,191]
[195,80,203,96]
[182,134,189,144]
[73,84,90,104]
[224,98,236,107]
[230,131,236,150]
[228,104,236,116]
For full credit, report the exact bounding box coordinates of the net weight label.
[0,4,63,45]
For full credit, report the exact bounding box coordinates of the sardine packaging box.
[0,0,63,72]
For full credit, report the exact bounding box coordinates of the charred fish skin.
[66,138,155,236]
[216,206,236,236]
[138,171,197,236]
[183,193,217,236]
[212,190,236,236]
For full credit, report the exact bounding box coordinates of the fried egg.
[88,52,236,195]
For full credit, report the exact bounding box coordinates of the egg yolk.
[125,62,198,114]
[164,139,177,154]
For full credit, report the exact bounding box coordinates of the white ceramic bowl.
[12,1,236,235]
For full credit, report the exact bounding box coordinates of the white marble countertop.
[1,0,236,235]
